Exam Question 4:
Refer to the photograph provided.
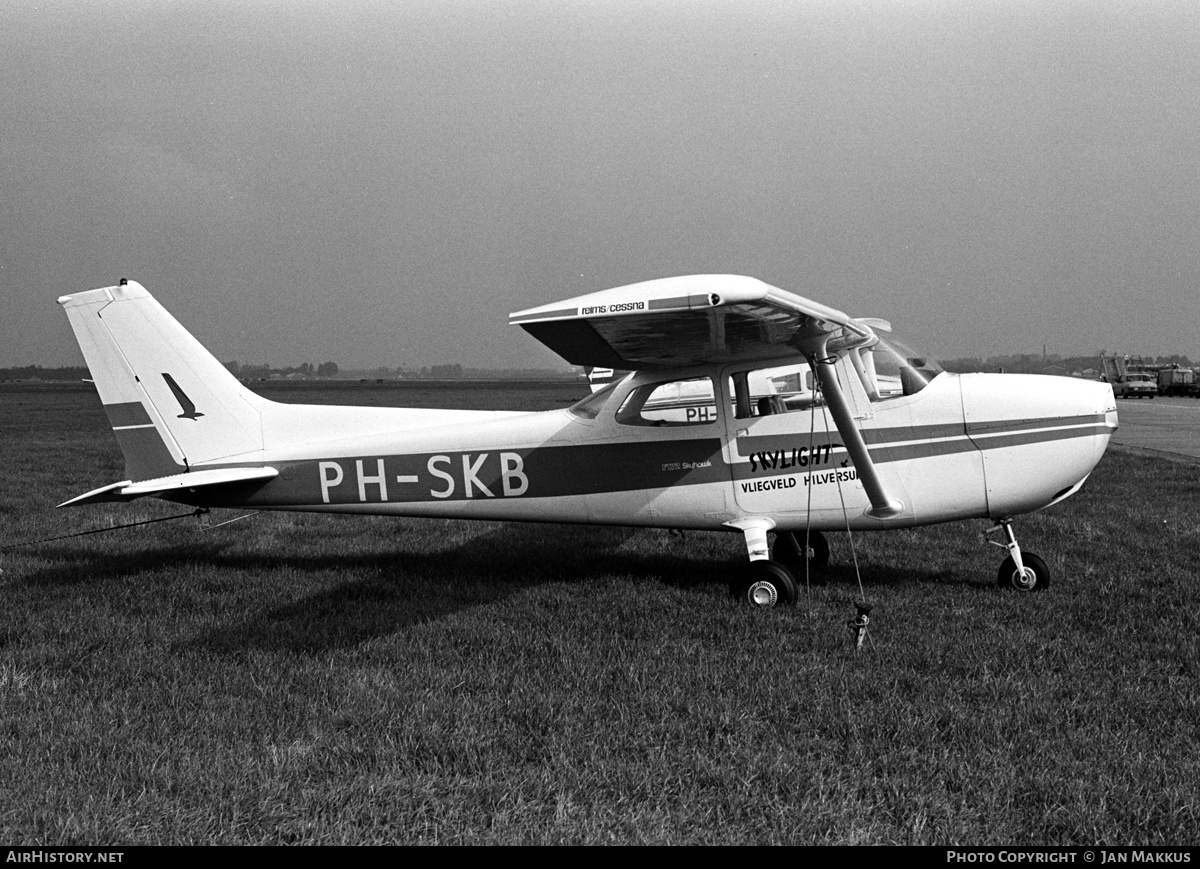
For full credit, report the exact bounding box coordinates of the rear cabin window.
[615,377,717,427]
[568,381,619,420]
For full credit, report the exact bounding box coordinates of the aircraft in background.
[58,276,1116,605]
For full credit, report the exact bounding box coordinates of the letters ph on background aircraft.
[58,276,1117,606]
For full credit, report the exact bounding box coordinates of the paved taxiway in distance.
[1108,396,1200,462]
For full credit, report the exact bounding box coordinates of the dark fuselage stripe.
[215,439,727,507]
[965,413,1105,435]
[179,418,1109,509]
[965,423,1113,452]
[737,413,1109,457]
[730,422,1111,481]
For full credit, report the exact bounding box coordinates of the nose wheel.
[997,552,1050,591]
[987,520,1050,592]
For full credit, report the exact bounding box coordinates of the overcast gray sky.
[3,0,1199,370]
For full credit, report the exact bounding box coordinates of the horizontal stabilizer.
[59,467,278,508]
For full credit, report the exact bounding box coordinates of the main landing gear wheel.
[997,552,1050,592]
[771,530,830,581]
[731,560,797,607]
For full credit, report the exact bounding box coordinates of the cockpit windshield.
[857,333,943,400]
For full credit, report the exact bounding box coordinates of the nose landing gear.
[986,519,1050,591]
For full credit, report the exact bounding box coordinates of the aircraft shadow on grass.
[20,522,986,655]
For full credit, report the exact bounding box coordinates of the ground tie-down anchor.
[849,601,872,650]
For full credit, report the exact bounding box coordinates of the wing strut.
[813,354,903,519]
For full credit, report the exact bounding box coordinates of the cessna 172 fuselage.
[58,275,1117,605]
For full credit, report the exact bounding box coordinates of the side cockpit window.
[728,363,823,419]
[615,377,717,427]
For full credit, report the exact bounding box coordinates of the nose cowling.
[959,373,1116,518]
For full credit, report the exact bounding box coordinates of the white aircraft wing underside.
[510,275,873,370]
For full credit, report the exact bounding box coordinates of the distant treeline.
[0,361,579,383]
[940,353,1194,376]
[361,364,580,381]
[0,365,90,381]
[224,361,579,381]
[226,360,341,379]
[12,354,1194,384]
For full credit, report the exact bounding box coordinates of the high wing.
[509,275,875,370]
[511,274,901,518]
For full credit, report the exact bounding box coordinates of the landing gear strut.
[986,519,1050,592]
[725,518,798,607]
[771,530,830,581]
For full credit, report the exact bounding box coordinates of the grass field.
[1,382,1198,844]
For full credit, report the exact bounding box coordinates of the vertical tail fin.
[59,280,267,480]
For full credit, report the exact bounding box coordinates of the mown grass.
[1,383,1197,844]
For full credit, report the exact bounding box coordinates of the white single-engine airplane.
[58,275,1117,605]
